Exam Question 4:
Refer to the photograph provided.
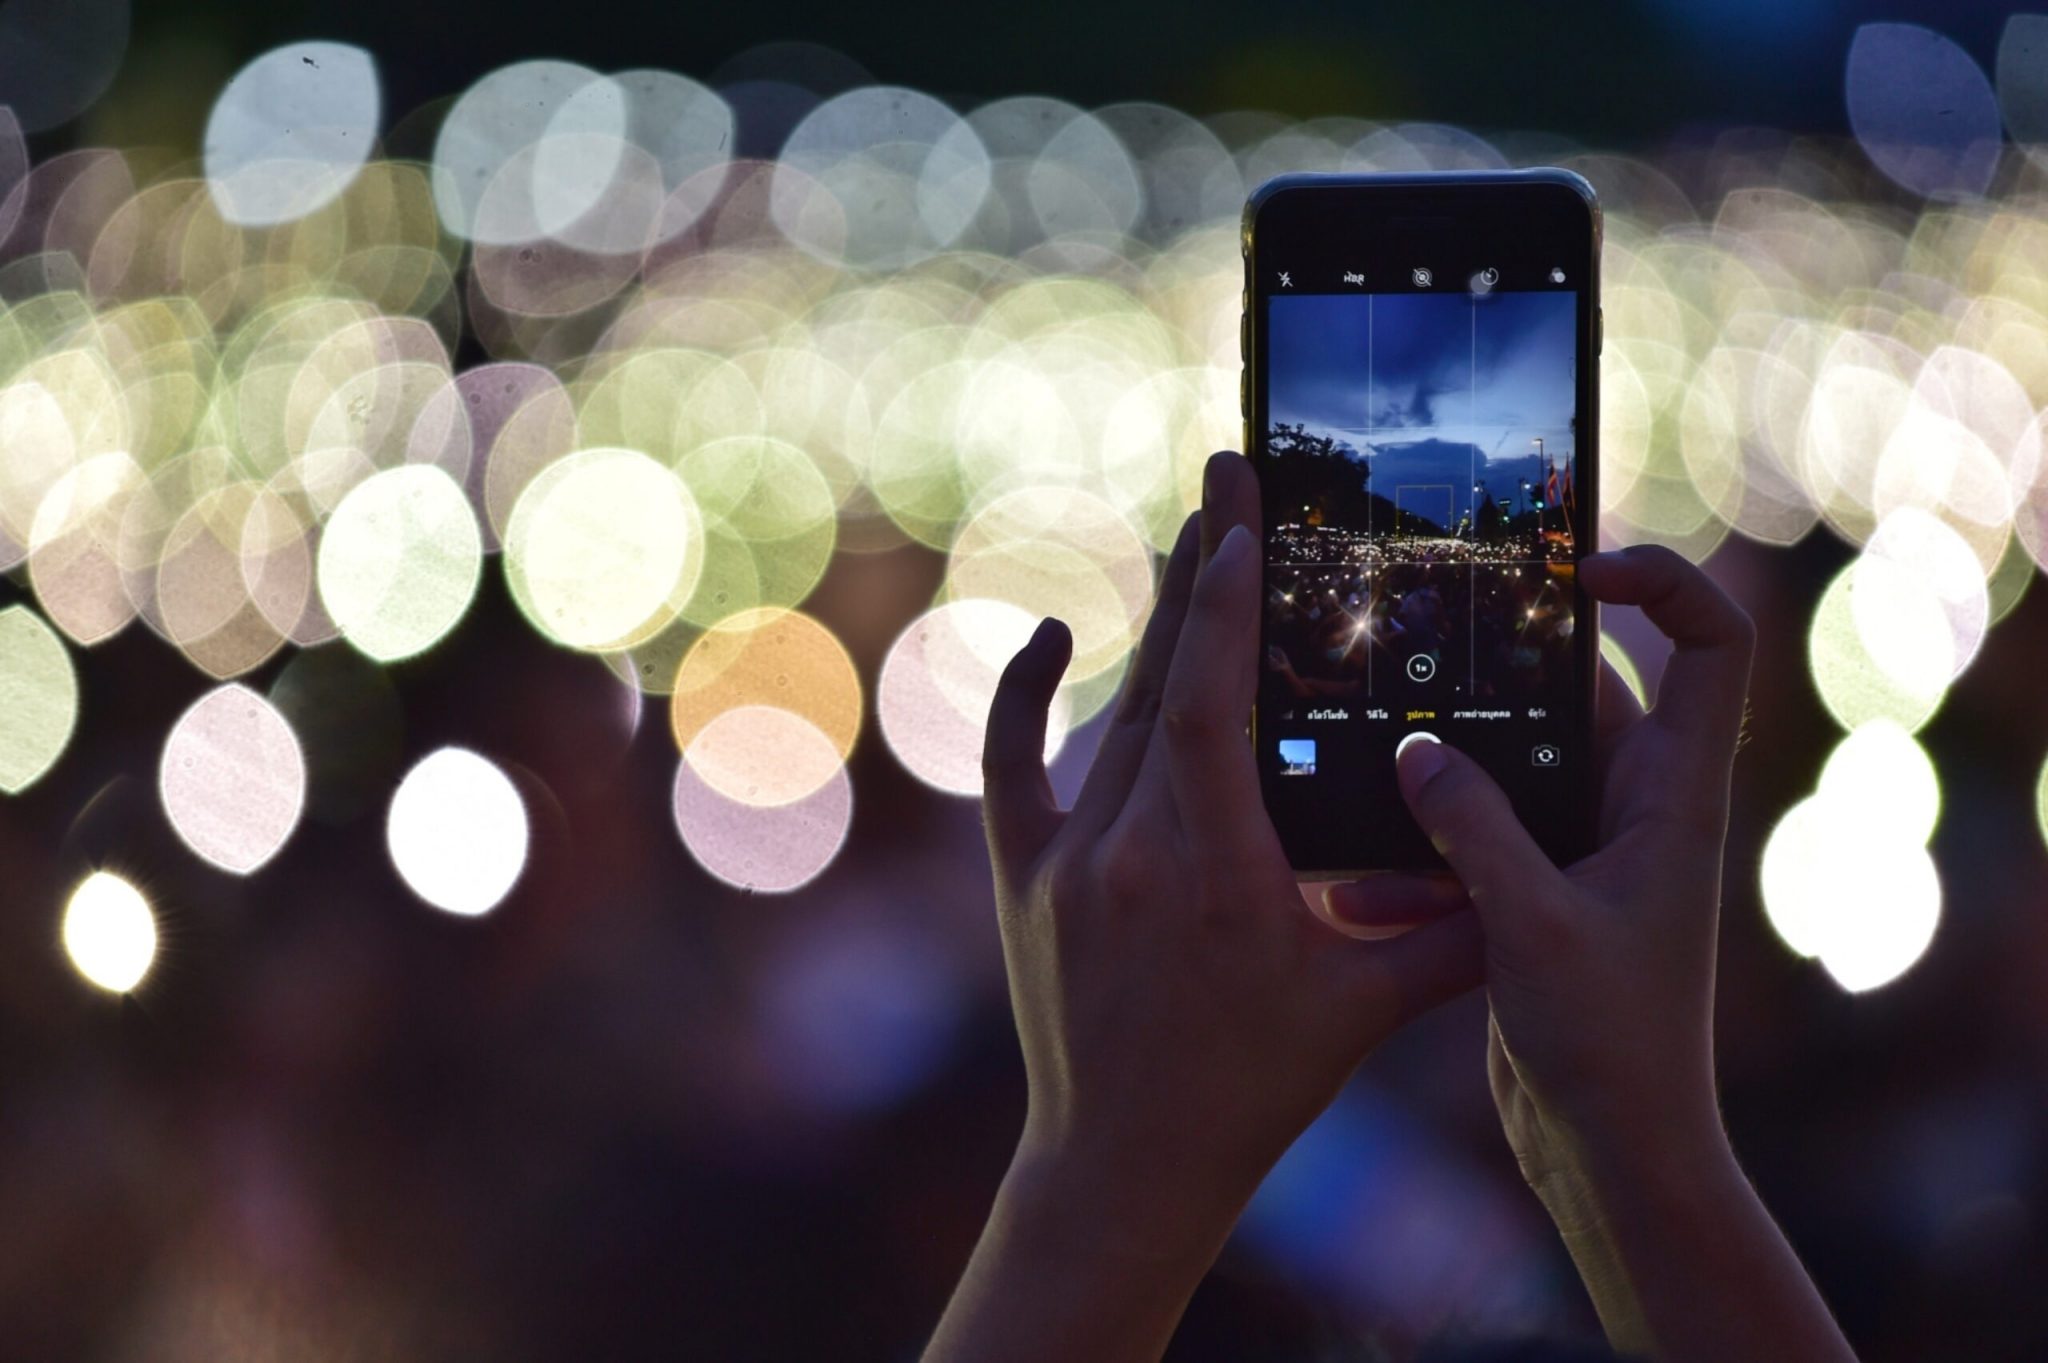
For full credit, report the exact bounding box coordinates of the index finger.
[980,617,1073,876]
[1154,523,1270,860]
[1064,511,1200,837]
[1579,545,1753,767]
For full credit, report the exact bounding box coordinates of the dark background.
[6,1,2048,1360]
[86,0,2042,153]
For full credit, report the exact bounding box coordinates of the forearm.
[1533,1116,1857,1363]
[923,1146,1243,1363]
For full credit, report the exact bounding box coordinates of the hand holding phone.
[928,455,1482,1363]
[1244,171,1601,873]
[1325,548,1852,1363]
[1332,544,1749,1141]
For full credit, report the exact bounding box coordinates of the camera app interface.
[1259,284,1580,793]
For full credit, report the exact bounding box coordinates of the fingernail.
[1394,730,1448,786]
[1321,881,1369,922]
[1215,522,1253,564]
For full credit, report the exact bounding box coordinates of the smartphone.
[1241,171,1600,875]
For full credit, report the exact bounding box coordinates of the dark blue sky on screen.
[1268,290,1576,451]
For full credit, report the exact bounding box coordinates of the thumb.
[1394,733,1567,934]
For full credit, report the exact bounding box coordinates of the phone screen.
[1246,175,1599,873]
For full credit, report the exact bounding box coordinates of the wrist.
[998,1132,1251,1274]
[1510,1103,1854,1363]
[1523,1105,1747,1299]
[926,1140,1240,1362]
[1514,1089,1735,1237]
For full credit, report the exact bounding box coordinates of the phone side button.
[1597,305,1604,356]
[1239,370,1247,417]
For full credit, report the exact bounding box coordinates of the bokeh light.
[1998,16,2048,161]
[432,59,619,245]
[317,464,483,662]
[205,41,381,226]
[1808,553,1952,734]
[1598,633,1648,709]
[1846,24,2002,200]
[1861,507,1991,681]
[386,747,528,915]
[0,12,2037,1066]
[684,702,845,808]
[672,713,853,893]
[879,599,1069,796]
[676,435,838,624]
[0,604,78,794]
[773,86,990,268]
[154,482,293,679]
[504,447,704,651]
[158,683,307,874]
[1817,717,1942,846]
[61,871,156,994]
[28,449,143,644]
[5,16,2048,1354]
[1760,721,1943,991]
[944,485,1153,718]
[669,607,862,758]
[2038,752,2048,852]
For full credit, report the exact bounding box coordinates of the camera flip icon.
[1530,743,1562,767]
